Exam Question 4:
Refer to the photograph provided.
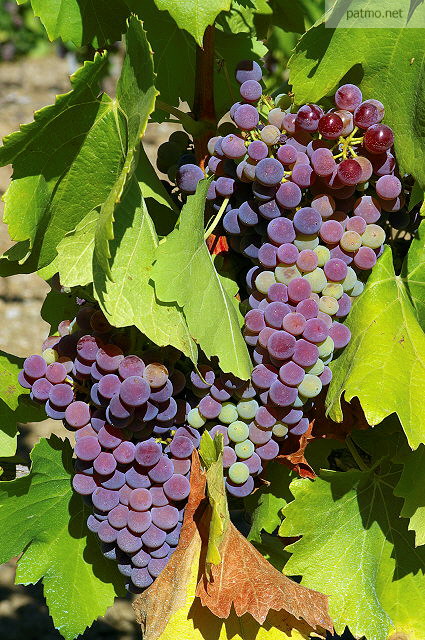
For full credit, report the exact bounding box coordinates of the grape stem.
[204,197,230,240]
[345,436,369,471]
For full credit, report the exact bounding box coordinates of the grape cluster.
[19,304,193,593]
[175,60,404,494]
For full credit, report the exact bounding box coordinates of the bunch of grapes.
[174,60,405,497]
[19,304,194,593]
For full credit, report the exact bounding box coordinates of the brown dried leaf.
[313,393,370,439]
[132,450,208,640]
[276,420,316,479]
[196,522,333,634]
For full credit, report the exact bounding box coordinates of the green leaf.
[40,289,80,333]
[401,219,425,328]
[0,53,123,273]
[126,0,266,122]
[0,351,46,457]
[288,4,425,187]
[94,17,158,275]
[394,445,425,546]
[326,247,425,449]
[279,464,425,640]
[0,436,124,639]
[271,0,307,33]
[152,179,252,380]
[93,169,197,362]
[152,0,232,46]
[28,0,130,47]
[217,0,272,35]
[199,431,229,566]
[44,210,98,288]
[245,462,293,544]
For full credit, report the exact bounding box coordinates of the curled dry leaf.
[276,420,316,479]
[206,233,229,255]
[196,522,333,634]
[133,450,208,640]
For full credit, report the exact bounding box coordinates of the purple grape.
[354,246,377,270]
[87,514,102,533]
[233,103,259,130]
[303,318,329,343]
[117,527,143,553]
[125,466,151,490]
[320,220,344,244]
[148,557,170,578]
[290,418,310,435]
[245,309,266,333]
[96,345,124,372]
[293,339,319,367]
[282,312,306,336]
[255,438,279,460]
[127,510,152,534]
[132,547,150,568]
[255,158,284,187]
[92,487,120,512]
[113,441,136,465]
[176,164,204,194]
[293,207,322,235]
[248,140,268,160]
[296,298,319,319]
[141,524,167,549]
[222,446,237,468]
[258,199,282,220]
[288,278,312,303]
[49,383,74,408]
[31,377,52,402]
[269,380,298,407]
[249,422,272,445]
[129,488,152,511]
[251,364,278,389]
[235,60,262,84]
[72,473,97,495]
[238,200,259,226]
[324,258,348,282]
[150,542,171,559]
[119,375,150,407]
[291,164,315,188]
[108,394,133,422]
[277,144,297,165]
[45,362,67,384]
[240,79,262,103]
[277,243,299,265]
[151,505,179,530]
[163,474,190,501]
[119,484,133,506]
[156,397,177,422]
[264,302,290,329]
[108,505,129,529]
[149,379,173,403]
[329,323,351,348]
[23,354,47,380]
[279,361,305,386]
[268,331,296,360]
[216,176,235,197]
[169,436,194,459]
[320,366,333,385]
[94,452,117,476]
[148,456,174,483]
[75,435,101,462]
[118,355,145,379]
[131,567,154,589]
[98,373,121,400]
[77,335,101,363]
[221,134,246,159]
[190,365,214,391]
[295,104,323,132]
[275,182,302,209]
[336,293,352,318]
[226,476,254,497]
[172,458,191,475]
[223,210,242,235]
[267,218,295,245]
[98,425,126,449]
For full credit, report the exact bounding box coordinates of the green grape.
[361,224,385,249]
[275,264,301,285]
[342,267,357,292]
[187,408,206,429]
[306,359,325,375]
[293,394,306,408]
[260,125,281,145]
[322,283,343,299]
[294,234,320,251]
[349,280,365,297]
[274,93,291,109]
[340,230,362,252]
[255,270,276,294]
[314,245,331,267]
[237,399,259,420]
[228,461,250,484]
[42,348,58,364]
[317,336,334,358]
[272,422,289,438]
[219,402,239,424]
[303,267,327,293]
[235,439,255,459]
[228,420,250,443]
[298,374,323,398]
[319,295,339,315]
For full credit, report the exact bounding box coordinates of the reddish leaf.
[276,420,316,479]
[196,523,333,634]
[313,393,370,439]
[207,233,229,255]
[133,450,208,640]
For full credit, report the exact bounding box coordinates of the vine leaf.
[0,436,124,640]
[0,351,46,457]
[94,17,158,276]
[19,0,130,47]
[40,289,80,333]
[279,459,425,640]
[152,179,252,380]
[151,0,232,46]
[245,462,293,544]
[394,444,425,546]
[326,247,425,450]
[401,219,425,328]
[93,170,197,362]
[126,0,266,121]
[288,0,425,188]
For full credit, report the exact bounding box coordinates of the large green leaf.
[0,351,46,457]
[279,463,425,640]
[217,0,272,35]
[0,18,155,277]
[402,219,425,328]
[326,247,425,450]
[126,0,266,122]
[93,173,197,362]
[245,462,293,544]
[0,436,124,639]
[40,289,80,333]
[26,0,130,47]
[288,0,425,187]
[394,445,425,546]
[152,0,232,46]
[152,180,252,380]
[94,17,158,275]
